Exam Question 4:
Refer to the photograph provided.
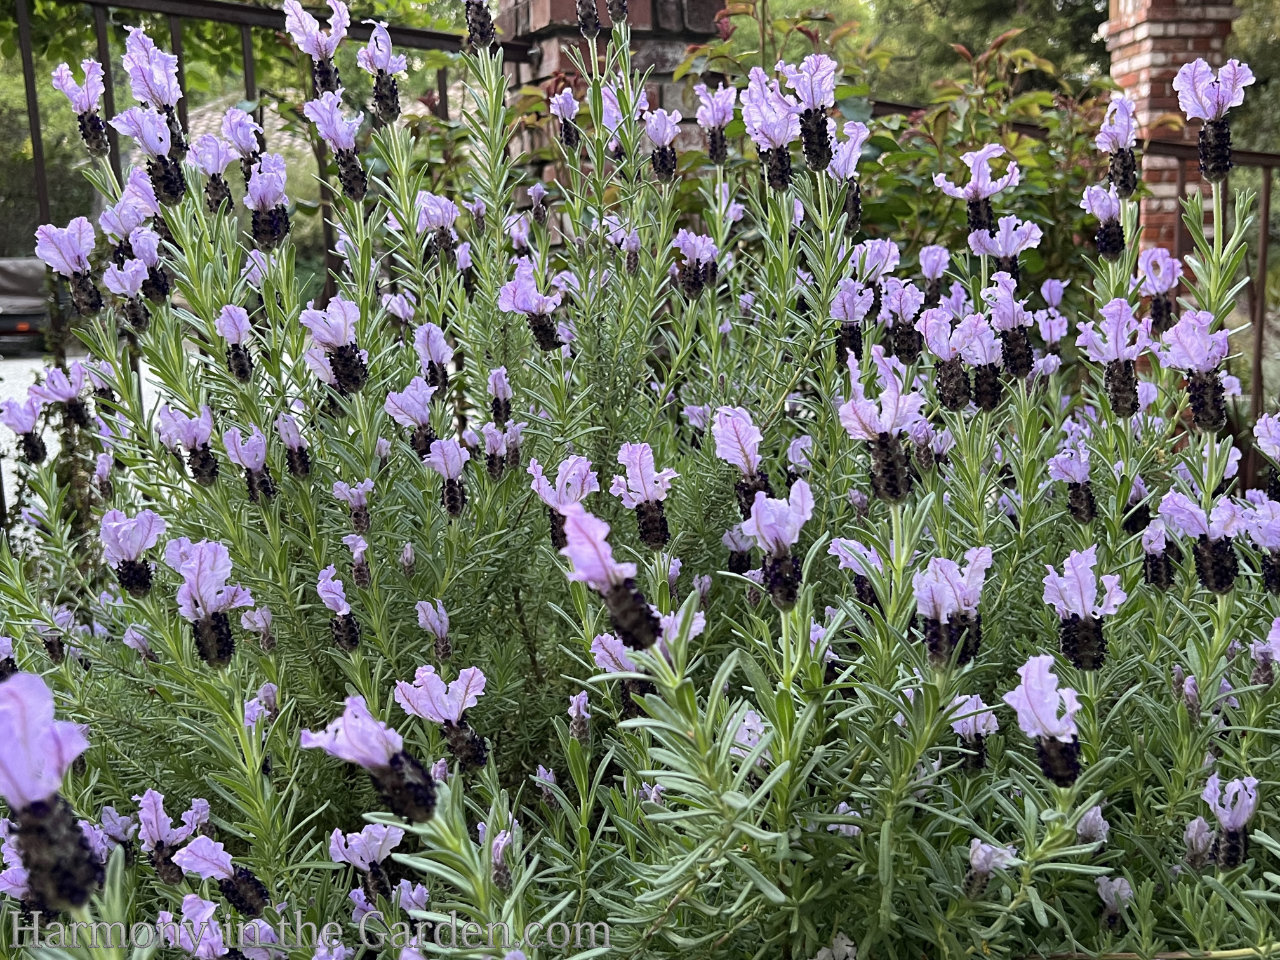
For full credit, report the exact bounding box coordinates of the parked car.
[0,258,49,345]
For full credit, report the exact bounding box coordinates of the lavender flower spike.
[1080,184,1124,261]
[560,505,659,649]
[302,296,367,395]
[319,565,361,651]
[610,442,678,549]
[1076,298,1149,417]
[742,479,814,611]
[741,67,800,190]
[913,547,992,666]
[1158,310,1230,431]
[223,426,275,503]
[304,91,366,200]
[101,508,166,598]
[358,21,407,126]
[244,153,291,250]
[713,406,774,518]
[529,456,599,548]
[53,59,109,156]
[1002,655,1083,787]
[35,217,102,316]
[0,673,99,912]
[172,835,269,918]
[778,54,837,170]
[396,665,489,769]
[1043,545,1126,670]
[933,144,1020,234]
[284,0,349,94]
[964,839,1015,898]
[645,109,681,181]
[498,258,563,351]
[950,694,998,771]
[1202,773,1258,867]
[426,440,470,516]
[385,377,438,459]
[694,82,736,164]
[1173,59,1254,181]
[302,696,436,822]
[1097,94,1139,197]
[172,539,254,668]
[838,347,925,502]
[1,398,45,464]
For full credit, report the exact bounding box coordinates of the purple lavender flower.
[610,442,677,549]
[499,258,563,351]
[224,426,275,502]
[0,674,98,911]
[242,152,290,250]
[284,0,349,93]
[35,217,102,316]
[426,440,470,516]
[2,398,46,464]
[739,480,813,611]
[529,456,599,548]
[101,508,165,597]
[222,107,263,176]
[385,377,438,458]
[1043,545,1126,669]
[1003,655,1083,786]
[1174,59,1254,181]
[305,91,366,194]
[967,216,1041,285]
[303,696,436,821]
[549,88,581,150]
[742,67,800,188]
[964,839,1015,897]
[1080,184,1124,261]
[168,539,253,667]
[188,134,237,210]
[122,27,181,111]
[1202,772,1258,866]
[934,144,1020,234]
[913,547,992,666]
[413,321,453,390]
[561,505,659,649]
[694,82,736,164]
[644,108,681,181]
[53,59,109,156]
[950,694,998,771]
[301,296,367,394]
[357,20,406,125]
[1077,298,1150,417]
[778,54,837,170]
[839,347,925,501]
[1159,310,1230,430]
[712,406,773,515]
[396,665,489,768]
[670,229,718,298]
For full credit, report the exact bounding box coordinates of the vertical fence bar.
[241,23,257,102]
[169,15,188,133]
[16,0,51,225]
[1253,166,1273,407]
[435,67,449,120]
[94,5,123,184]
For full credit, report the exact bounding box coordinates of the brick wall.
[1103,0,1237,250]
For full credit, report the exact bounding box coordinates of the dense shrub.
[0,6,1276,959]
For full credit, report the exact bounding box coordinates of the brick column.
[497,0,719,118]
[1104,0,1237,250]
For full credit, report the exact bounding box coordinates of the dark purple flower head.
[498,258,562,316]
[1158,310,1228,373]
[741,66,799,149]
[52,59,104,114]
[284,0,350,60]
[221,107,262,157]
[777,54,838,111]
[0,673,89,809]
[101,508,166,565]
[1002,655,1081,741]
[35,217,95,277]
[610,442,678,507]
[1043,546,1126,619]
[384,377,436,428]
[829,121,870,180]
[395,665,487,725]
[168,539,254,620]
[357,21,407,75]
[122,27,181,108]
[426,439,469,480]
[1096,94,1137,152]
[913,547,992,622]
[223,426,268,471]
[188,134,236,176]
[644,108,681,148]
[317,565,350,615]
[694,82,736,129]
[1173,59,1254,122]
[111,106,170,157]
[1077,299,1150,363]
[560,505,636,592]
[1202,773,1259,830]
[301,695,402,769]
[712,406,763,476]
[968,216,1042,258]
[934,144,1019,201]
[245,153,288,211]
[743,480,813,557]
[529,456,599,510]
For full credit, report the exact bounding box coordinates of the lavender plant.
[0,9,1276,960]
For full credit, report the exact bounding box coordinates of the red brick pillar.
[1104,0,1237,251]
